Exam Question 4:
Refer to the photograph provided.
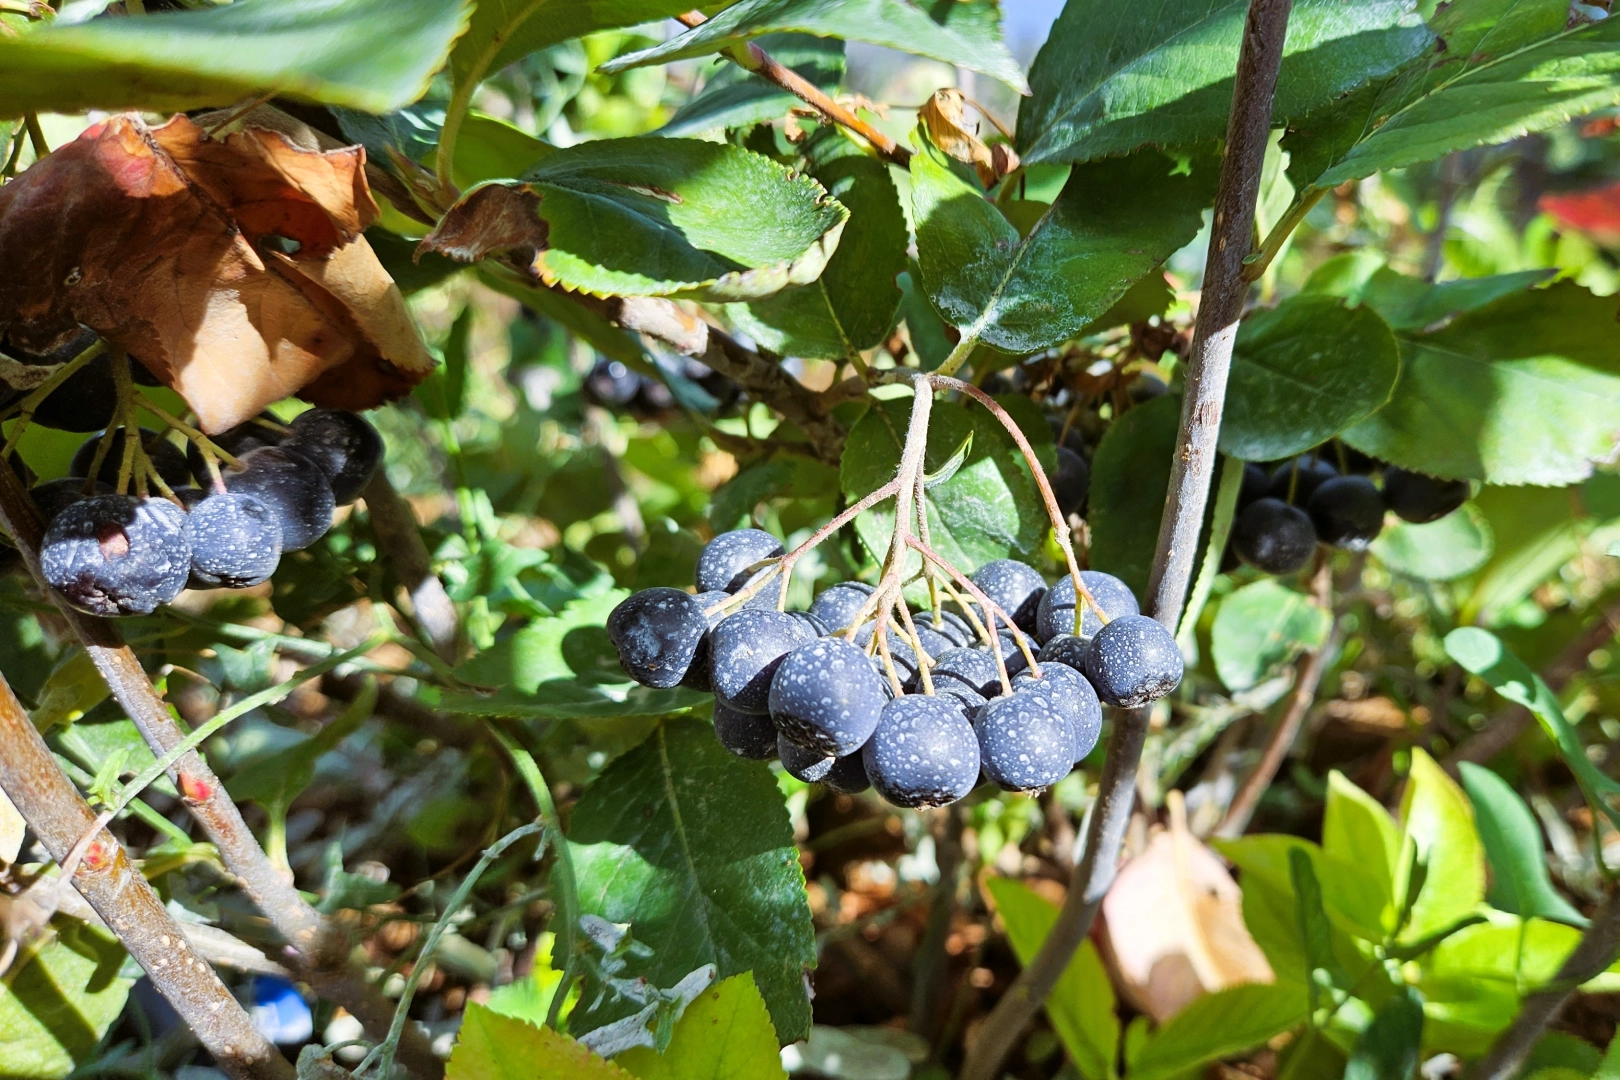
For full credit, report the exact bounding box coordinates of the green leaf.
[1397,748,1486,942]
[1370,503,1493,583]
[447,0,692,95]
[1209,580,1333,693]
[0,0,470,115]
[661,34,845,136]
[1445,626,1620,833]
[841,394,1051,574]
[1088,395,1180,602]
[1017,0,1430,165]
[1218,834,1390,946]
[0,921,133,1080]
[1343,282,1620,486]
[1219,296,1400,461]
[1344,988,1423,1080]
[600,0,1028,92]
[911,138,1217,352]
[446,1003,629,1080]
[727,153,906,359]
[1128,982,1308,1080]
[428,138,849,302]
[1461,485,1588,626]
[1288,0,1620,192]
[1599,1028,1620,1079]
[227,682,373,809]
[1321,771,1400,933]
[618,974,787,1080]
[1458,763,1587,927]
[985,877,1119,1080]
[1303,258,1554,332]
[1289,848,1351,1002]
[567,720,815,1043]
[460,594,626,691]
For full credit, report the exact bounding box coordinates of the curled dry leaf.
[918,88,1019,189]
[0,113,433,433]
[1097,794,1273,1022]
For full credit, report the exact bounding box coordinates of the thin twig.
[0,669,293,1080]
[363,471,459,663]
[958,3,1296,1076]
[677,10,912,167]
[0,458,446,1080]
[1213,553,1334,839]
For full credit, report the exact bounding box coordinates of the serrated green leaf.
[447,1003,629,1080]
[1397,748,1486,942]
[600,0,1027,92]
[727,153,906,358]
[447,0,693,95]
[1210,580,1332,693]
[1220,295,1401,461]
[428,138,848,302]
[1459,763,1587,927]
[617,974,787,1080]
[985,877,1119,1080]
[1371,503,1493,583]
[0,921,132,1080]
[911,138,1217,353]
[840,394,1050,574]
[567,720,815,1043]
[1344,988,1423,1080]
[1017,0,1430,165]
[1343,282,1620,486]
[661,34,845,136]
[1088,395,1179,601]
[0,0,470,115]
[1128,982,1308,1080]
[1288,0,1620,192]
[1303,258,1554,331]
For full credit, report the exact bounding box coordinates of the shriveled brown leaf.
[918,88,1019,188]
[0,113,433,432]
[1097,796,1273,1022]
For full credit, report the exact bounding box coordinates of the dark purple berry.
[931,647,1001,698]
[1238,463,1270,509]
[185,413,286,483]
[713,702,778,760]
[768,637,887,757]
[32,477,109,524]
[70,428,191,489]
[974,690,1074,792]
[1307,475,1385,551]
[696,528,783,593]
[1013,662,1102,763]
[1082,614,1184,708]
[823,753,871,795]
[285,409,384,505]
[709,609,816,713]
[1036,571,1139,644]
[40,494,190,616]
[778,734,834,783]
[680,590,730,692]
[1050,447,1089,517]
[184,492,283,589]
[1267,456,1338,505]
[970,559,1045,634]
[1232,498,1317,574]
[809,581,874,632]
[224,447,335,551]
[863,695,980,808]
[607,587,709,688]
[1382,467,1469,524]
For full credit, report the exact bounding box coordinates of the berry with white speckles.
[778,733,834,783]
[808,580,874,631]
[768,637,887,757]
[1013,662,1102,763]
[1036,571,1139,644]
[696,528,783,593]
[709,609,817,713]
[863,695,980,808]
[1082,614,1184,708]
[974,690,1074,792]
[931,647,1001,698]
[606,587,710,689]
[970,559,1045,633]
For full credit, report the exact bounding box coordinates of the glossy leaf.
[662,34,845,136]
[1219,834,1390,946]
[1219,295,1400,461]
[841,395,1051,574]
[447,0,693,93]
[1128,982,1308,1080]
[617,974,785,1080]
[1210,580,1332,693]
[600,0,1028,92]
[1371,503,1493,583]
[1343,282,1620,486]
[1088,395,1180,601]
[1445,627,1620,833]
[1344,988,1423,1080]
[727,153,906,358]
[1321,771,1400,932]
[1017,0,1429,164]
[1288,0,1620,191]
[423,138,849,302]
[1458,763,1587,927]
[912,138,1217,352]
[1302,257,1554,331]
[0,921,133,1080]
[447,1004,629,1080]
[0,0,469,115]
[1289,848,1350,1000]
[1397,748,1486,942]
[567,720,816,1043]
[985,877,1119,1080]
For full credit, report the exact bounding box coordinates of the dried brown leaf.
[918,88,1019,188]
[0,113,433,432]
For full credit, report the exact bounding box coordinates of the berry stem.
[905,535,1041,681]
[0,338,105,459]
[131,390,245,473]
[111,352,139,495]
[960,0,1295,1074]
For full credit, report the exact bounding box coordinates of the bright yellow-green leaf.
[1397,749,1486,942]
[0,921,133,1080]
[1322,771,1400,933]
[447,1004,631,1080]
[618,974,787,1080]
